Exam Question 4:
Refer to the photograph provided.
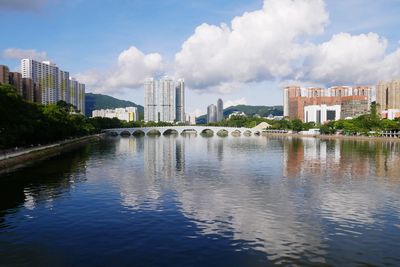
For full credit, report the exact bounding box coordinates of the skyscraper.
[217,98,223,122]
[144,78,157,122]
[20,59,85,114]
[0,65,9,85]
[9,72,22,95]
[175,79,185,123]
[376,80,400,119]
[21,59,59,104]
[144,77,185,123]
[207,104,217,123]
[159,76,176,122]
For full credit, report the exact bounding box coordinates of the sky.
[1,0,400,116]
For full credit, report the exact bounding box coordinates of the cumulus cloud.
[0,0,48,11]
[76,46,164,93]
[301,32,391,85]
[175,0,329,90]
[2,48,48,61]
[224,97,247,108]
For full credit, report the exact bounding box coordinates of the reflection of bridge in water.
[103,126,286,136]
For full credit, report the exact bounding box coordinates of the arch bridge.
[103,126,265,136]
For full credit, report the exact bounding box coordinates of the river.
[1,135,399,266]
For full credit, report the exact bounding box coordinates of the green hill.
[196,105,283,124]
[85,93,144,119]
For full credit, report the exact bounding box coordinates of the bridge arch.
[132,129,145,136]
[163,129,179,135]
[120,130,131,137]
[147,129,161,136]
[216,129,229,137]
[200,128,214,136]
[181,129,198,135]
[231,130,241,137]
[243,130,252,136]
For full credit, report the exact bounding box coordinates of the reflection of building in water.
[117,137,141,154]
[374,142,400,181]
[144,136,185,178]
[282,138,400,180]
[283,138,341,178]
[175,138,185,172]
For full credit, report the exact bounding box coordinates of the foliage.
[0,84,96,149]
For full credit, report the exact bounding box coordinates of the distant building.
[217,98,224,122]
[21,59,85,114]
[0,65,9,85]
[144,78,157,122]
[144,77,185,123]
[175,79,185,123]
[283,85,371,122]
[207,104,217,123]
[185,113,196,125]
[92,107,138,122]
[376,80,400,119]
[229,111,246,118]
[304,105,341,124]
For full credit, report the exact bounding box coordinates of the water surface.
[1,135,399,266]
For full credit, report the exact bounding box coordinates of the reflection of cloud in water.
[320,191,377,225]
[114,136,400,264]
[176,178,327,262]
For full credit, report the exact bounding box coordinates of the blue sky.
[1,0,400,115]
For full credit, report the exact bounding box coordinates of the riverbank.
[263,132,400,142]
[0,134,105,173]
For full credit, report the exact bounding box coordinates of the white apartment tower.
[21,58,85,114]
[59,70,70,102]
[21,59,59,104]
[159,76,176,122]
[144,77,185,123]
[144,78,158,122]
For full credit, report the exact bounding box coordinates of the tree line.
[204,104,400,135]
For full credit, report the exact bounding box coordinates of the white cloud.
[2,48,48,61]
[224,97,247,108]
[301,32,389,85]
[174,0,329,90]
[76,46,164,93]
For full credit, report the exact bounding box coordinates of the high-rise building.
[376,80,400,119]
[159,76,176,122]
[22,78,34,102]
[78,83,85,115]
[207,104,217,123]
[217,98,224,122]
[0,65,9,85]
[283,85,372,122]
[144,77,185,123]
[20,59,85,114]
[59,70,70,102]
[9,72,23,95]
[21,59,59,104]
[144,78,157,122]
[175,79,185,123]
